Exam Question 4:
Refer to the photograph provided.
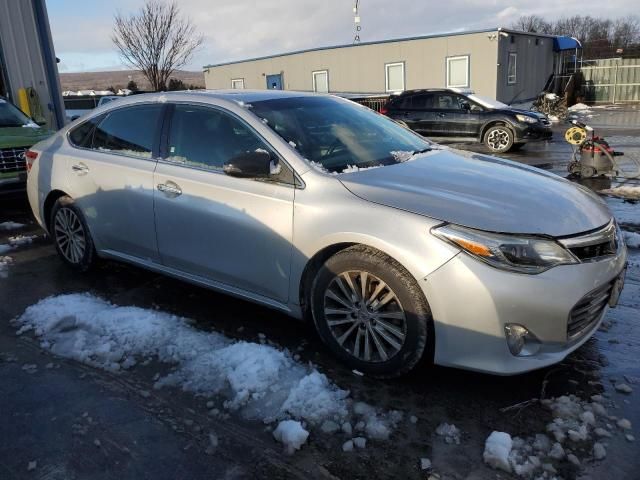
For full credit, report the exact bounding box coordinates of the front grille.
[0,147,27,174]
[569,241,617,260]
[567,280,614,340]
[559,221,618,262]
[540,118,551,127]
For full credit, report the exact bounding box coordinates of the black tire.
[511,142,526,151]
[310,245,432,378]
[484,125,514,153]
[50,196,96,272]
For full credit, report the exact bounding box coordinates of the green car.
[1,96,53,194]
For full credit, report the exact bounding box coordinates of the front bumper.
[423,247,627,375]
[514,123,553,143]
[0,172,26,195]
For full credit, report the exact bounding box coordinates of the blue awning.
[554,36,582,51]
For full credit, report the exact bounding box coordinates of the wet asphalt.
[0,114,638,480]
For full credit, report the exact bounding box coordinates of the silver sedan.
[26,90,627,377]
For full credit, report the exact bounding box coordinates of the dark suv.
[382,88,552,153]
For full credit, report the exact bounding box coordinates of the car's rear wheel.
[50,196,96,271]
[484,125,514,153]
[310,245,432,378]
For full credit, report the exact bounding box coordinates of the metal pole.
[612,61,618,104]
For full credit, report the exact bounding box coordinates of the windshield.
[249,96,432,173]
[0,98,36,128]
[467,94,509,110]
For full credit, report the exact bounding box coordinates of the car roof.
[395,88,475,96]
[176,89,318,103]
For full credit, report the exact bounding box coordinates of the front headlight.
[515,114,538,124]
[432,224,578,274]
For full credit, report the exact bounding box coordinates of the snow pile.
[435,422,461,444]
[8,234,38,247]
[486,394,634,478]
[0,256,13,279]
[568,103,591,112]
[0,221,24,231]
[273,420,309,454]
[15,294,402,450]
[600,185,640,200]
[390,150,415,162]
[0,244,12,255]
[340,164,383,173]
[483,431,513,473]
[624,231,640,248]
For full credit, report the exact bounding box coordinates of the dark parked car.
[381,88,552,153]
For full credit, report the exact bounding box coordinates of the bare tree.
[112,1,203,91]
[511,15,552,34]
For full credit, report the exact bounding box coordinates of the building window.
[385,62,405,92]
[312,70,329,93]
[231,78,245,89]
[507,53,517,84]
[446,55,469,88]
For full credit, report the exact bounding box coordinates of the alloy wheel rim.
[487,129,510,150]
[323,270,407,363]
[54,207,86,264]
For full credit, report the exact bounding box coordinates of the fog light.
[504,324,541,357]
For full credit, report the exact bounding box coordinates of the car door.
[407,93,437,136]
[153,103,295,303]
[431,93,482,138]
[65,103,164,262]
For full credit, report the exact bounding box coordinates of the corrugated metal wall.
[0,0,65,128]
[581,58,640,103]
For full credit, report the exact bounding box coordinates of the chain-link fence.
[580,59,640,103]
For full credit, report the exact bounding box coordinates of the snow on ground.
[8,234,37,247]
[624,231,640,248]
[0,256,13,278]
[600,185,640,200]
[0,221,24,231]
[272,420,309,454]
[0,244,12,255]
[568,103,591,112]
[605,197,639,226]
[15,293,403,453]
[483,394,634,478]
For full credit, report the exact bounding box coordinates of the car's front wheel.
[484,125,514,153]
[50,196,96,271]
[311,246,432,378]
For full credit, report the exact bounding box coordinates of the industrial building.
[0,0,65,129]
[204,28,580,104]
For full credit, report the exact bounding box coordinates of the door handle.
[71,163,89,174]
[157,181,182,197]
[437,113,446,118]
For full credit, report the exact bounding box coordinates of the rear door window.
[432,93,467,110]
[92,104,163,158]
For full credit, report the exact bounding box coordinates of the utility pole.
[353,0,361,44]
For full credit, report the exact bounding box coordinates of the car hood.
[0,126,53,149]
[338,149,612,237]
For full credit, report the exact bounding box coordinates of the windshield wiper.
[410,147,433,156]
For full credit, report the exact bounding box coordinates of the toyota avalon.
[26,90,627,377]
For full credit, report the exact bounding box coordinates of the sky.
[46,0,634,73]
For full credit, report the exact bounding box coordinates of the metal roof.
[203,28,559,69]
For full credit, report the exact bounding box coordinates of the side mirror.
[223,150,272,178]
[461,102,471,112]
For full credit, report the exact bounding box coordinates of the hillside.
[59,69,205,91]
